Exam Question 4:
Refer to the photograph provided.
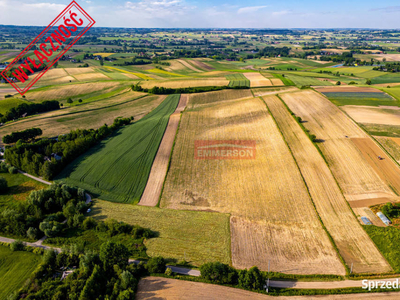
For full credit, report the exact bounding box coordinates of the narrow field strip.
[104,66,154,80]
[243,72,272,87]
[139,94,189,206]
[264,95,391,274]
[177,59,203,72]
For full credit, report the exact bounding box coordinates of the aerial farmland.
[3,24,400,298]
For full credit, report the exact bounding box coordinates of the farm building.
[377,212,392,226]
[361,216,372,225]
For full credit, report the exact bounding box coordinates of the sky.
[0,0,399,28]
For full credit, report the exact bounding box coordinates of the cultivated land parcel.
[6,27,400,297]
[160,91,343,274]
[58,94,180,203]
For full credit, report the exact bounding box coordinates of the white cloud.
[237,5,267,14]
[272,10,290,16]
[24,2,65,10]
[125,0,190,13]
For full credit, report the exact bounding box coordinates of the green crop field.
[361,123,400,137]
[321,91,398,106]
[286,74,333,86]
[372,73,400,84]
[89,199,231,266]
[272,73,295,86]
[226,73,250,87]
[57,94,180,203]
[0,245,41,299]
[364,226,400,272]
[0,98,26,115]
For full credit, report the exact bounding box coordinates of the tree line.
[132,83,247,95]
[3,127,42,144]
[0,100,60,124]
[4,117,133,180]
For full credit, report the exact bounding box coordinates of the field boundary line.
[262,96,349,275]
[139,94,186,206]
[280,91,394,275]
[0,92,147,131]
[339,108,400,197]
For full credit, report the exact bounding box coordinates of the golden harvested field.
[177,59,203,72]
[252,87,297,97]
[74,72,110,81]
[264,95,391,274]
[161,95,343,274]
[164,60,188,72]
[375,137,400,163]
[187,89,253,108]
[65,67,96,75]
[140,78,229,89]
[90,200,231,266]
[373,54,400,62]
[40,68,69,80]
[342,106,400,125]
[25,82,121,101]
[270,78,284,86]
[0,92,161,143]
[243,72,272,87]
[39,76,77,85]
[139,95,189,206]
[280,90,396,202]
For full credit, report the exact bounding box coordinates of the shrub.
[73,214,85,227]
[27,227,39,240]
[4,94,12,98]
[0,162,9,172]
[238,266,264,290]
[8,166,17,174]
[165,267,173,276]
[10,240,25,251]
[0,176,8,193]
[67,98,73,104]
[82,217,98,230]
[366,79,372,85]
[348,81,357,85]
[78,99,83,103]
[146,257,166,273]
[336,81,341,85]
[200,262,238,284]
[382,202,399,219]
